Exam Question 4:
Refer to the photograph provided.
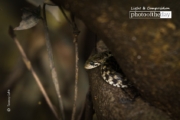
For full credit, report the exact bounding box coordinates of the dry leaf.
[14,6,41,30]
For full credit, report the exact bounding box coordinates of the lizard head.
[84,60,101,69]
[84,51,112,69]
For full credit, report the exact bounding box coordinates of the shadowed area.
[51,0,180,119]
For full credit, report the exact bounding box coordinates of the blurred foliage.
[0,0,90,120]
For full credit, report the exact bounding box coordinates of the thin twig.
[8,26,59,120]
[58,6,80,120]
[43,4,65,120]
[71,34,79,120]
[59,6,74,28]
[58,6,78,120]
[70,14,80,120]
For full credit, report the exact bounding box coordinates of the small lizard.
[84,51,129,88]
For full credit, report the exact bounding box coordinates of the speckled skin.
[85,51,128,88]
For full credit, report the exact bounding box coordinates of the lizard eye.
[89,61,94,65]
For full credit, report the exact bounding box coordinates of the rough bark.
[51,0,180,119]
[88,67,170,120]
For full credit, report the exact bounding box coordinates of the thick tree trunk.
[52,0,180,119]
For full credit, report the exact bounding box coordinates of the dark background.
[1,0,180,120]
[0,0,91,120]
